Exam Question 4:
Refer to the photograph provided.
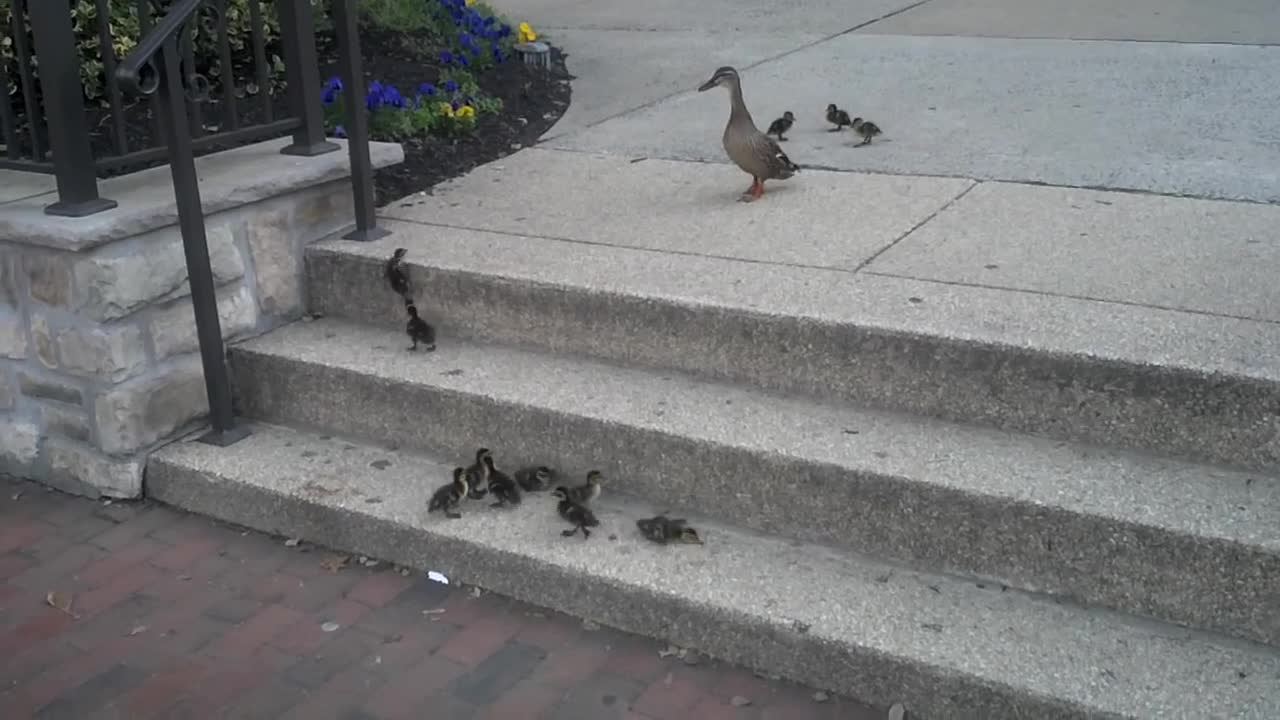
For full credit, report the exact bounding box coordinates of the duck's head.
[586,470,603,485]
[392,247,407,261]
[826,103,838,114]
[698,66,739,92]
[783,111,795,121]
[451,466,468,492]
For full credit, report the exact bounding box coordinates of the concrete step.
[305,223,1280,473]
[146,422,1280,720]
[227,319,1280,648]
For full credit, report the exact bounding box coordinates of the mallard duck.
[698,66,799,203]
[463,448,490,499]
[553,486,600,539]
[482,452,521,507]
[852,117,882,146]
[405,299,436,352]
[766,111,794,141]
[514,466,556,492]
[637,515,704,545]
[385,247,410,298]
[428,467,470,519]
[826,104,853,131]
[562,470,602,505]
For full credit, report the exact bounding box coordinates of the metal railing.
[3,0,389,445]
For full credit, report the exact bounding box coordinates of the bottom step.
[147,423,1280,720]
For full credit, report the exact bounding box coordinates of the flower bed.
[3,0,571,205]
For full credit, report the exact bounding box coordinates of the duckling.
[562,470,603,505]
[553,486,600,539]
[851,117,882,146]
[428,467,470,519]
[482,451,521,507]
[766,111,795,141]
[637,515,704,545]
[698,66,799,203]
[826,104,852,131]
[405,298,436,352]
[514,465,556,492]
[463,448,490,500]
[385,247,410,298]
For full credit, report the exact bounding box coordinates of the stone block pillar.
[0,138,404,497]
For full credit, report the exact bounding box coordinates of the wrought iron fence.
[1,0,341,216]
[2,0,387,444]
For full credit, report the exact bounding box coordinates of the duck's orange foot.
[738,178,764,202]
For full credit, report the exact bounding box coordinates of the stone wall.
[0,138,403,498]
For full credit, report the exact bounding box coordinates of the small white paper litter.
[426,571,449,584]
[321,621,340,633]
[888,702,906,720]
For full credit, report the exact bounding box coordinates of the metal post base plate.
[197,424,253,448]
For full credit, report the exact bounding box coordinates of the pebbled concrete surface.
[148,422,1280,720]
[543,29,825,135]
[384,149,973,269]
[866,181,1280,321]
[308,228,1280,472]
[547,34,1280,203]
[865,0,1280,45]
[228,319,1280,647]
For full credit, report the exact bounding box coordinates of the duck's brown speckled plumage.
[698,66,798,202]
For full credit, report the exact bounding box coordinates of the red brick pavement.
[0,477,885,720]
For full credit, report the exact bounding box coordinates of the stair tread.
[315,222,1280,385]
[151,422,1280,718]
[238,318,1280,554]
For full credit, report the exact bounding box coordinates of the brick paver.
[0,477,884,719]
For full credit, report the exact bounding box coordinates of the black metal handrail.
[98,0,389,448]
[115,0,250,447]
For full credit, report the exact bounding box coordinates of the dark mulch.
[321,27,572,204]
[10,25,570,205]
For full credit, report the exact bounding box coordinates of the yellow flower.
[456,105,476,119]
[518,21,537,43]
[437,102,455,117]
[465,0,477,4]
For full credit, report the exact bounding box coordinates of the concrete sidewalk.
[391,147,1280,351]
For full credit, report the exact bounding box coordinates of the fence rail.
[1,0,341,214]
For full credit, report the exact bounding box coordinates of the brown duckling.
[851,117,882,146]
[698,66,799,203]
[637,515,704,545]
[405,299,436,352]
[766,111,795,141]
[514,466,556,492]
[562,470,603,505]
[826,104,852,131]
[553,486,600,539]
[463,448,490,500]
[482,452,521,507]
[428,467,470,519]
[385,247,410,298]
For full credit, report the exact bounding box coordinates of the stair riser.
[229,347,1280,648]
[307,249,1280,473]
[146,458,1108,720]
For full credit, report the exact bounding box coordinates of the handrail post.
[277,0,339,157]
[27,0,117,216]
[153,37,249,448]
[333,0,388,241]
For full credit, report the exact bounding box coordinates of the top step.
[307,149,1280,471]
